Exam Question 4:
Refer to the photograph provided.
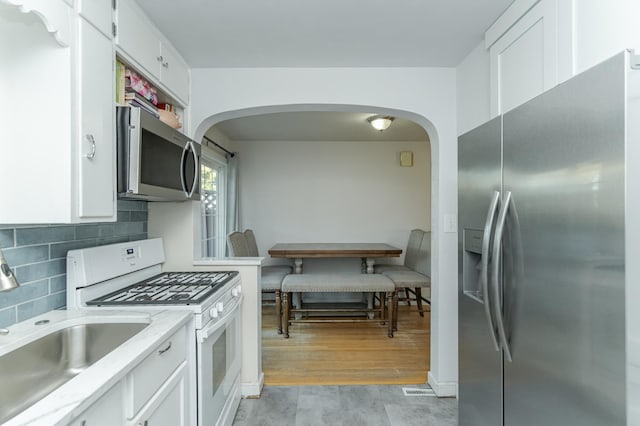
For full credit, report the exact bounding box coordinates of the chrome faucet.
[0,247,19,292]
[0,247,20,335]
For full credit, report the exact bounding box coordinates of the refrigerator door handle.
[481,190,501,351]
[492,191,514,362]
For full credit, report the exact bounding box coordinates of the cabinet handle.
[85,134,96,159]
[158,341,172,355]
[157,55,164,62]
[162,61,169,68]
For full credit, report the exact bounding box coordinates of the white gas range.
[66,238,243,426]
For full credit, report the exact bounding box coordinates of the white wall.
[456,43,491,135]
[574,0,640,74]
[236,139,430,270]
[189,66,459,395]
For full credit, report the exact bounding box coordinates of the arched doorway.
[193,103,457,396]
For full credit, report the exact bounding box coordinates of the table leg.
[293,258,303,319]
[366,258,375,274]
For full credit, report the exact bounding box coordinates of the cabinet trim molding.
[1,0,72,46]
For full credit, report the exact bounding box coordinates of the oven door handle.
[197,294,243,343]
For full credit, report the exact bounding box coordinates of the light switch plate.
[444,214,457,233]
[400,151,413,167]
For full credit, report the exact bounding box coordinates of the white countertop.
[0,309,192,426]
[193,257,263,266]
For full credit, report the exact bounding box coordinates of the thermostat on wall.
[400,151,413,167]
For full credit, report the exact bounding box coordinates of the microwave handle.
[187,141,199,199]
[179,141,189,197]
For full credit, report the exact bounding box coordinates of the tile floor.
[232,384,458,426]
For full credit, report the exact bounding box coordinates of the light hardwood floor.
[261,304,430,386]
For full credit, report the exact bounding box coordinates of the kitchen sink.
[0,321,148,424]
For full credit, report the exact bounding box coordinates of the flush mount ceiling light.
[367,115,395,132]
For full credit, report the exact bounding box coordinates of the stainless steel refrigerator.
[458,51,640,425]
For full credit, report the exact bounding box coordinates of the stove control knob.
[217,302,224,312]
[210,307,219,318]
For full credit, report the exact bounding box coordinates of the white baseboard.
[240,372,264,397]
[428,371,458,397]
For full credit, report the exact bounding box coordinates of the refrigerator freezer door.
[458,116,503,426]
[502,53,626,425]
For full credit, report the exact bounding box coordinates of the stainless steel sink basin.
[0,321,148,423]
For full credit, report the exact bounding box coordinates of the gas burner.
[134,294,152,301]
[86,271,239,306]
[169,293,190,300]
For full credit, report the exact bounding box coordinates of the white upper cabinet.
[0,0,116,224]
[116,0,159,76]
[159,42,190,105]
[77,14,115,219]
[115,0,190,105]
[486,0,560,116]
[77,0,114,39]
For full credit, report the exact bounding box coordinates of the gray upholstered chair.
[374,229,425,274]
[377,230,431,326]
[227,230,292,333]
[243,228,259,257]
[227,231,250,256]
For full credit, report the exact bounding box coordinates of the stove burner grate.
[86,271,239,306]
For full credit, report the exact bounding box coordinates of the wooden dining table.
[268,242,402,274]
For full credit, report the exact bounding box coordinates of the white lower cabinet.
[128,362,189,426]
[125,324,187,416]
[67,325,191,426]
[125,324,190,425]
[69,382,124,426]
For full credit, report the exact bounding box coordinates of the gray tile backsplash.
[0,200,148,328]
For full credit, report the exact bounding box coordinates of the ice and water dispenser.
[462,228,485,302]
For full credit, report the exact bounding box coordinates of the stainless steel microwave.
[116,106,200,201]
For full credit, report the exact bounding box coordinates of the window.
[201,149,227,258]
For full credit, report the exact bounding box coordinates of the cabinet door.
[489,0,558,115]
[159,41,190,104]
[78,0,113,39]
[116,0,160,79]
[69,382,124,426]
[128,362,188,426]
[77,18,116,219]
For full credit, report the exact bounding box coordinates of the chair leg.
[415,287,424,317]
[275,290,282,334]
[387,292,394,338]
[404,288,412,307]
[393,290,399,332]
[380,292,386,323]
[283,292,290,338]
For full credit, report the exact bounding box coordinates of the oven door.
[196,295,242,426]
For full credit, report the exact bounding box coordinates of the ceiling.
[135,1,513,141]
[134,0,514,68]
[213,112,429,142]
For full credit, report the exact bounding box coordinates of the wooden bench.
[281,273,396,338]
